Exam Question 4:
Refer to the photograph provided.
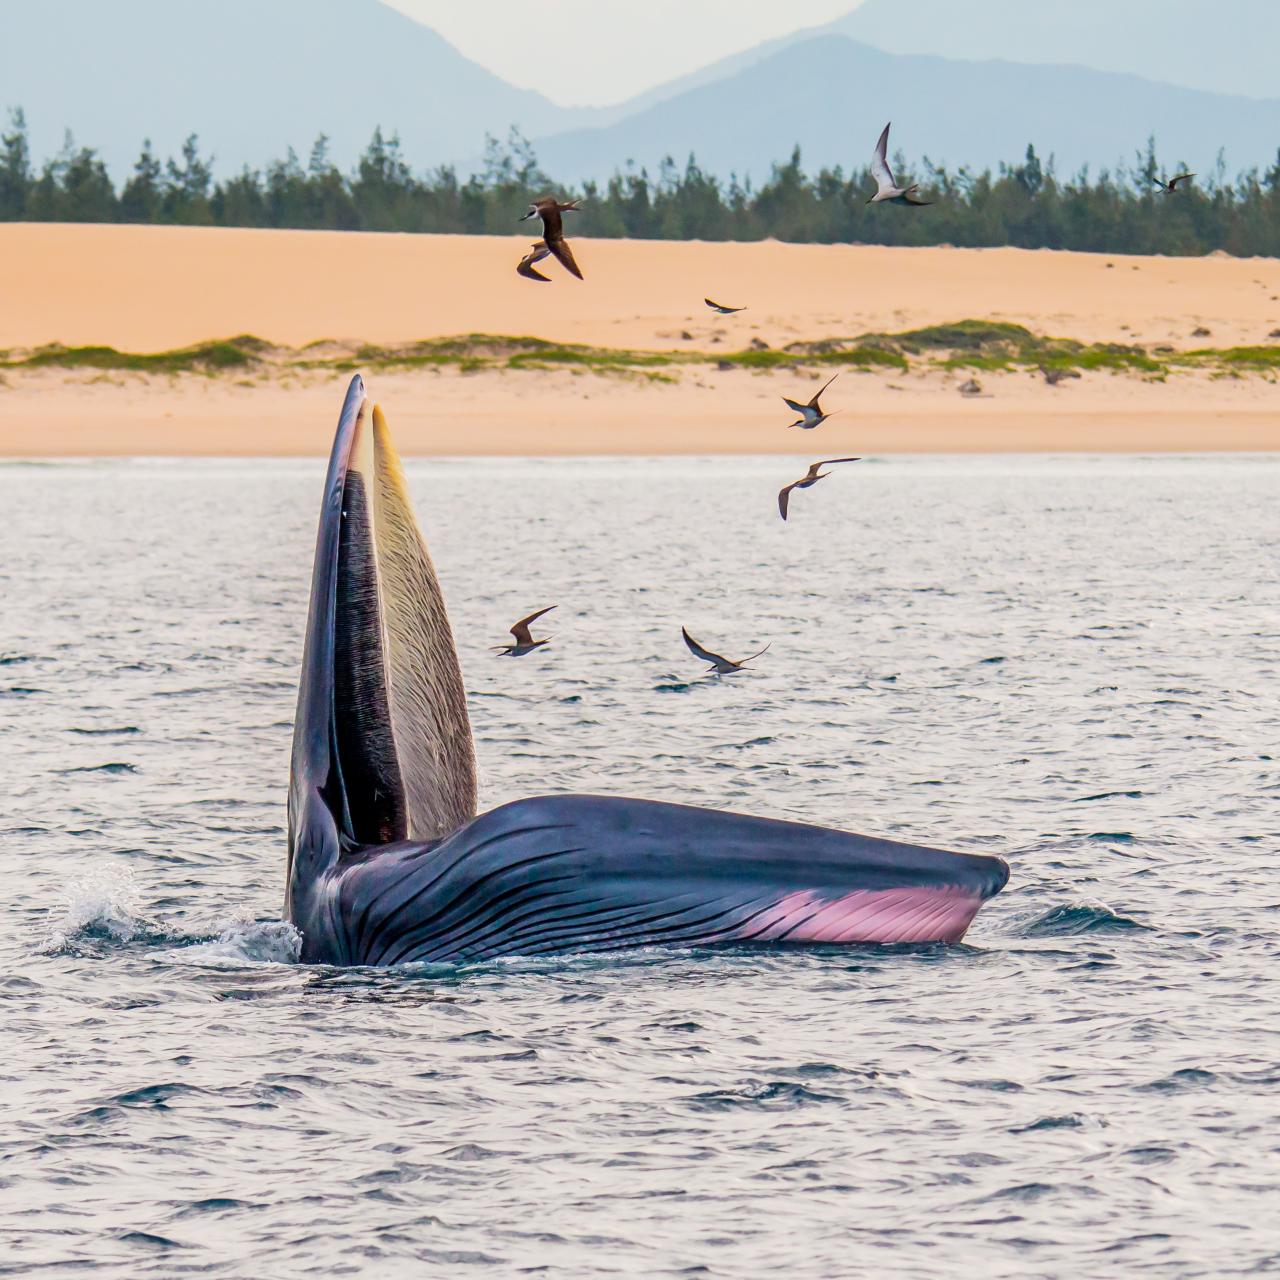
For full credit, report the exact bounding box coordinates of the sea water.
[1,455,1277,1277]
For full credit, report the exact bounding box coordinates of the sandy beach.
[3,222,1279,455]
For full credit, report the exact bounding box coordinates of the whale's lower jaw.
[739,886,984,946]
[300,881,988,966]
[291,793,1010,966]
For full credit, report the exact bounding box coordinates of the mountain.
[3,1,1275,187]
[835,0,1280,103]
[616,0,1280,117]
[0,0,587,176]
[531,36,1280,184]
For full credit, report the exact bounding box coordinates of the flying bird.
[494,606,556,657]
[519,196,584,279]
[705,298,747,314]
[867,123,932,206]
[1154,172,1196,193]
[783,373,839,429]
[777,457,862,521]
[682,627,770,676]
[516,241,552,282]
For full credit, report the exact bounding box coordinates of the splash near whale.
[284,377,1009,964]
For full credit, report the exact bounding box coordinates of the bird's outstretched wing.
[511,605,556,646]
[778,482,799,521]
[517,243,552,282]
[1169,172,1196,189]
[705,298,745,313]
[682,627,733,669]
[517,259,551,282]
[871,122,896,192]
[808,373,839,409]
[547,236,584,280]
[897,191,932,206]
[782,396,808,414]
[737,642,771,667]
[815,456,862,472]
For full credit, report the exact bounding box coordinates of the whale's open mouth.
[286,376,475,914]
[286,377,1009,958]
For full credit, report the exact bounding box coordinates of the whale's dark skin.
[285,377,1009,965]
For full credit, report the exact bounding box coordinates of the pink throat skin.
[743,886,986,945]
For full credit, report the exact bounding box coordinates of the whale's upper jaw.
[286,374,475,922]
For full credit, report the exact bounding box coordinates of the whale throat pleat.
[370,406,477,842]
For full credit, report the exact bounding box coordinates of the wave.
[56,762,138,775]
[1008,1112,1093,1133]
[42,868,299,964]
[42,866,155,953]
[161,917,301,966]
[685,1080,843,1111]
[1013,902,1147,937]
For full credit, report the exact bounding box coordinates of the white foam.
[159,916,302,967]
[43,865,150,952]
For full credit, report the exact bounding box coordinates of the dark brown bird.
[777,457,862,521]
[705,298,747,314]
[493,606,556,657]
[1154,173,1196,193]
[682,627,770,676]
[520,197,584,279]
[783,373,839,429]
[516,241,552,282]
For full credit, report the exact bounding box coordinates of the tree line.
[2,111,1279,256]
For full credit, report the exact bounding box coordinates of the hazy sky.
[384,1,862,105]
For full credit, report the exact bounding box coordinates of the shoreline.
[3,223,1278,456]
[5,364,1278,457]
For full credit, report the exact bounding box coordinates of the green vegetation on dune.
[941,341,1162,374]
[3,322,1272,383]
[1047,343,1162,373]
[356,334,558,364]
[779,342,909,370]
[853,322,1165,374]
[7,336,266,374]
[343,335,677,377]
[505,348,672,371]
[1189,345,1280,368]
[891,321,1037,351]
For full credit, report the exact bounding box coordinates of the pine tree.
[120,140,163,222]
[0,108,30,219]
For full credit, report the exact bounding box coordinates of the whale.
[285,376,1009,964]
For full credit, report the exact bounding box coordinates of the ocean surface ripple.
[1,454,1277,1277]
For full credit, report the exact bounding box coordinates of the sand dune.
[2,223,1278,455]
